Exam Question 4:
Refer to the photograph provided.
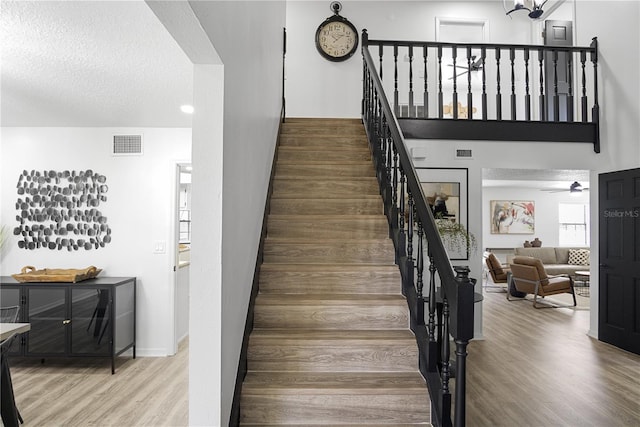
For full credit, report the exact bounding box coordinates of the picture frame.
[415,167,469,260]
[490,200,535,234]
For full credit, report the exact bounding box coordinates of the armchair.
[508,256,576,308]
[484,252,510,290]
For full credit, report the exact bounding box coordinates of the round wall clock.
[315,2,359,62]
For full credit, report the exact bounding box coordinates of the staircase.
[239,118,429,425]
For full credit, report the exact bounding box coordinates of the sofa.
[508,247,590,276]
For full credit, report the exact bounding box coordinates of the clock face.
[315,17,358,62]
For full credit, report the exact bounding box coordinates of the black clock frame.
[315,14,359,62]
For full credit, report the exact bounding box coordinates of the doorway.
[173,163,191,354]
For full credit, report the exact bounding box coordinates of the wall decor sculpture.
[13,169,112,250]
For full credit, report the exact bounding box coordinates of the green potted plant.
[434,215,477,255]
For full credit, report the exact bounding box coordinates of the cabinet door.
[26,288,67,354]
[0,287,23,356]
[70,288,110,355]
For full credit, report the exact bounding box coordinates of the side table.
[574,270,590,297]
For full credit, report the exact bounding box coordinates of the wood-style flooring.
[467,291,640,426]
[9,339,188,427]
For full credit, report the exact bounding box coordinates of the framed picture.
[490,200,535,234]
[416,168,469,260]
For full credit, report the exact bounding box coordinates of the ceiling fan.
[448,56,483,80]
[541,181,589,193]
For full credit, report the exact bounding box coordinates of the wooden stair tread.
[255,294,406,305]
[242,371,427,393]
[260,263,399,271]
[249,329,415,340]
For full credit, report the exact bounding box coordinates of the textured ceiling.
[1,1,194,128]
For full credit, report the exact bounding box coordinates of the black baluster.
[467,46,473,120]
[407,193,414,262]
[524,48,531,120]
[428,254,437,343]
[408,45,414,117]
[567,52,574,122]
[580,50,588,122]
[452,46,458,119]
[553,50,560,121]
[399,171,405,231]
[423,45,429,118]
[378,44,384,79]
[438,46,443,118]
[495,48,502,120]
[394,44,399,116]
[416,222,424,326]
[441,296,451,396]
[539,48,545,121]
[591,37,600,153]
[481,47,487,120]
[510,48,516,120]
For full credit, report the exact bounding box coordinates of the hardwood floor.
[9,339,188,427]
[467,291,640,426]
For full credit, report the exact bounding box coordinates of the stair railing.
[362,30,476,427]
[363,30,600,152]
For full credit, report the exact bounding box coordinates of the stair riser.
[247,342,419,372]
[270,199,382,215]
[253,305,408,330]
[263,242,395,264]
[267,218,389,240]
[272,180,379,198]
[240,394,429,425]
[275,163,374,178]
[278,150,371,163]
[259,271,399,294]
[279,135,368,149]
[281,126,366,136]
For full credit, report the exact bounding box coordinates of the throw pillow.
[568,249,590,266]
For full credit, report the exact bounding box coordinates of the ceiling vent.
[455,148,473,159]
[113,135,143,156]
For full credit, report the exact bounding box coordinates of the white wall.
[285,0,533,118]
[483,186,590,250]
[0,127,191,355]
[187,2,287,424]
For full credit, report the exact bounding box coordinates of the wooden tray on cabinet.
[11,266,102,283]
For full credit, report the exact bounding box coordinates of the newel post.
[453,265,475,427]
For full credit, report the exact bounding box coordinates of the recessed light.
[180,105,194,114]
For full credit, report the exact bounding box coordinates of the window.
[559,203,590,246]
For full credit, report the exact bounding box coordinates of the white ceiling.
[1,1,194,128]
[483,168,590,190]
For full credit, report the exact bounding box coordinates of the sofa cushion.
[555,247,571,264]
[514,247,557,264]
[568,248,590,266]
[544,265,583,276]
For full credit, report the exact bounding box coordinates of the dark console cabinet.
[0,276,136,374]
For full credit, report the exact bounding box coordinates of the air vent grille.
[113,135,143,156]
[456,149,473,159]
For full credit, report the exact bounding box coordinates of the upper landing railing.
[363,30,600,152]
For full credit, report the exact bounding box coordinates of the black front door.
[598,167,640,355]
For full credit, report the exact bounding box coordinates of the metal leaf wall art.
[13,169,112,250]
